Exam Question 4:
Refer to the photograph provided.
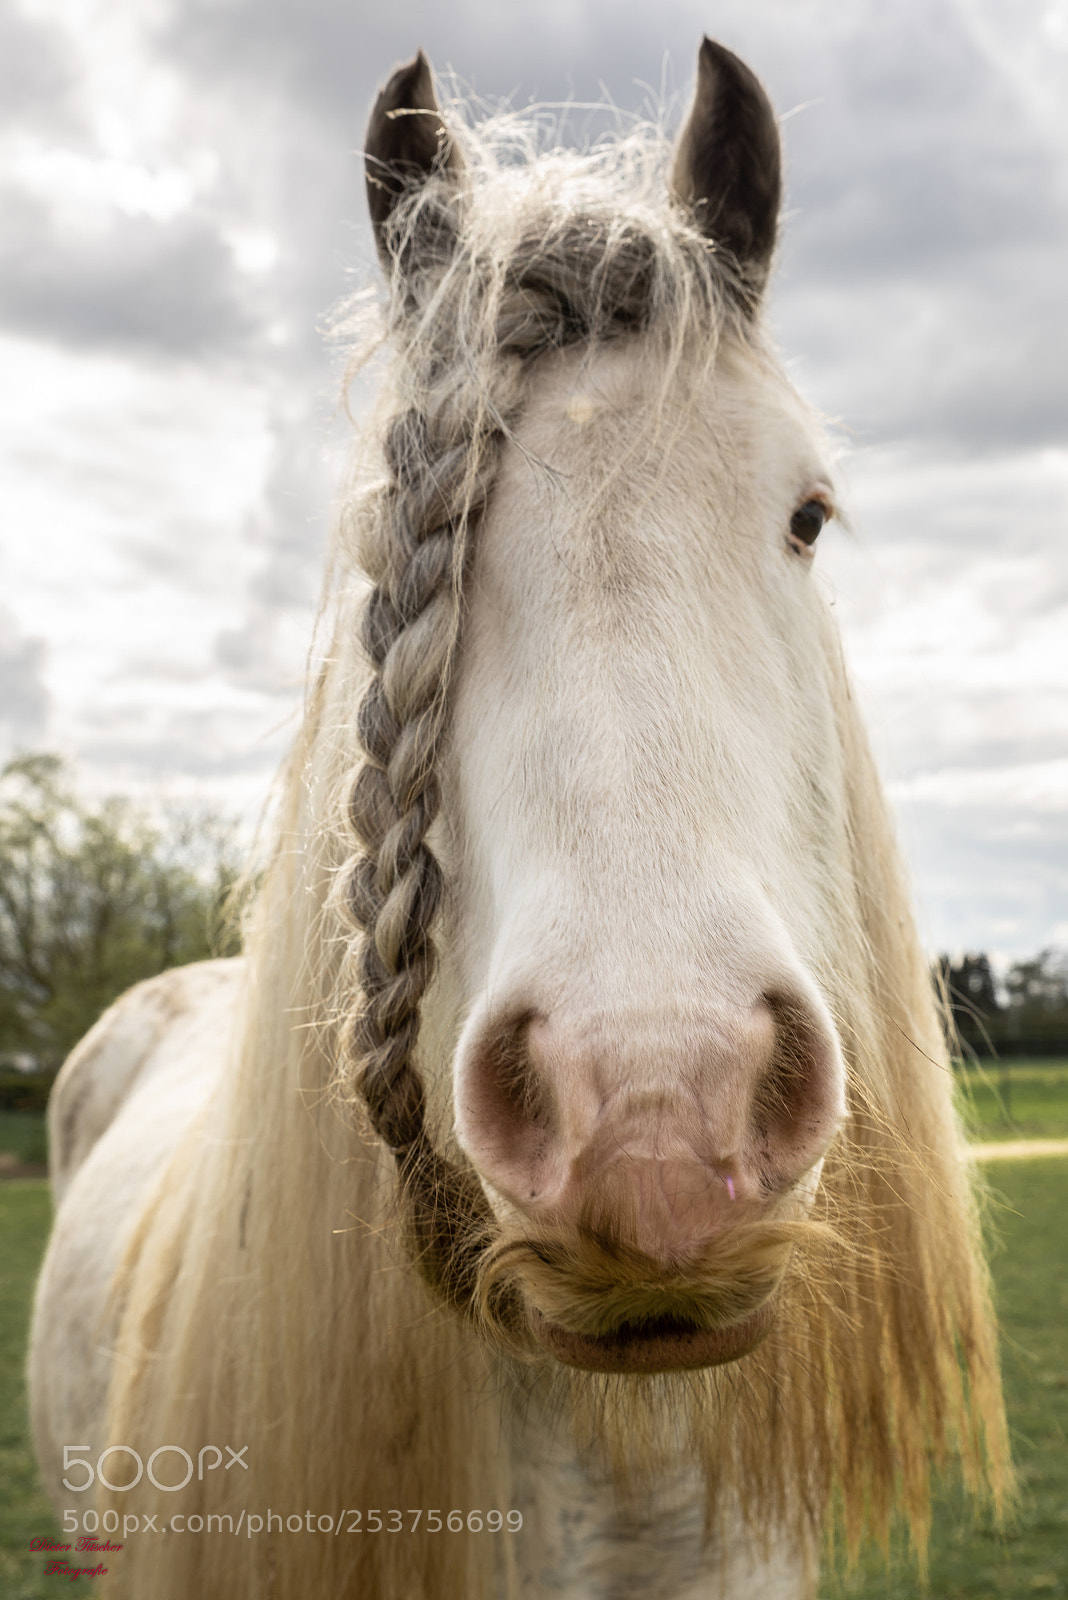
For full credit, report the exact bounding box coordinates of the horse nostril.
[455,1013,558,1199]
[747,993,845,1192]
[492,1016,554,1136]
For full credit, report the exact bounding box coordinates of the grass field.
[2,1102,1066,1597]
[0,1181,92,1596]
[826,1155,1068,1598]
[0,1113,48,1168]
[954,1061,1068,1141]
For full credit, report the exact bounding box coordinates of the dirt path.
[0,1152,47,1180]
[967,1138,1068,1161]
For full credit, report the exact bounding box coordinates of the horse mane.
[102,106,1011,1599]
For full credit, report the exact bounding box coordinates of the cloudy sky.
[1,0,1066,960]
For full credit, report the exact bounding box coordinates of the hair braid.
[347,389,496,1148]
[340,283,518,1305]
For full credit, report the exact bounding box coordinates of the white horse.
[30,40,1009,1599]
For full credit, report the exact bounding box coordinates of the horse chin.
[528,1297,776,1374]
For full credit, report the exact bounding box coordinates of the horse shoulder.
[29,958,243,1501]
[47,957,243,1201]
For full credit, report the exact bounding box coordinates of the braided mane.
[335,127,743,1309]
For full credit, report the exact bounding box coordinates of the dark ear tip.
[365,48,463,267]
[374,50,435,117]
[696,37,770,98]
[672,37,782,306]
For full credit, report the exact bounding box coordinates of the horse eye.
[788,499,829,551]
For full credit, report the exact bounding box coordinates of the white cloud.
[7,139,209,224]
[227,227,280,275]
[0,332,294,788]
[890,759,1068,811]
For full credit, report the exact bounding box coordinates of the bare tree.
[0,754,242,1065]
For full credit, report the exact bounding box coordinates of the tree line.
[935,949,1068,1059]
[0,753,244,1090]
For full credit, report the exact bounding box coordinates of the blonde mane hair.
[102,104,1010,1599]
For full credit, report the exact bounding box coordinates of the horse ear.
[670,38,782,305]
[365,51,463,267]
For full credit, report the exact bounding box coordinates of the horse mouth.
[528,1298,775,1374]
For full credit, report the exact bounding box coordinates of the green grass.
[0,1181,91,1596]
[2,1160,1067,1597]
[0,1113,48,1168]
[827,1156,1068,1598]
[955,1060,1068,1141]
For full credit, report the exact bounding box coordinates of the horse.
[30,39,1010,1599]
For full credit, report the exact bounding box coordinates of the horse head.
[354,41,851,1375]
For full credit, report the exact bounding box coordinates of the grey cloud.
[777,266,1068,453]
[768,10,1068,451]
[213,413,337,695]
[0,185,266,358]
[213,603,311,700]
[876,695,1068,786]
[79,709,291,784]
[782,3,1065,280]
[0,609,50,745]
[214,612,281,690]
[837,453,1067,573]
[160,0,652,131]
[0,2,83,135]
[246,427,334,604]
[902,800,1068,954]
